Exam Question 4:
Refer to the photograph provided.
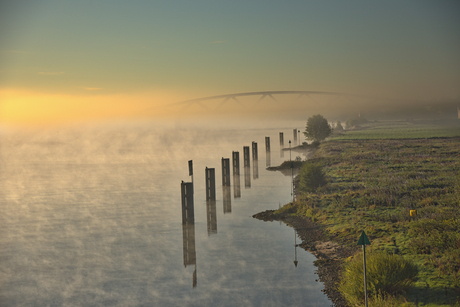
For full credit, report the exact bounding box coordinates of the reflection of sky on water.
[0,122,330,306]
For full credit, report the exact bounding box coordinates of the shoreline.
[256,132,460,306]
[253,210,354,307]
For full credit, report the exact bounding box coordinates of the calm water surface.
[0,122,332,306]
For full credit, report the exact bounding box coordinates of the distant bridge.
[173,91,350,110]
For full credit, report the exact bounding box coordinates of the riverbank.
[254,122,460,306]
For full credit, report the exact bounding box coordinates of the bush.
[339,251,418,306]
[298,162,327,192]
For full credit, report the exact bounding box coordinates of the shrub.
[339,251,418,306]
[298,162,327,192]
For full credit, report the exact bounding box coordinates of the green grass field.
[280,121,460,306]
[329,120,460,140]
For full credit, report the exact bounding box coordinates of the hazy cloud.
[1,50,32,54]
[209,41,226,44]
[38,71,64,75]
[81,87,103,91]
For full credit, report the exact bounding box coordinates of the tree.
[304,114,332,143]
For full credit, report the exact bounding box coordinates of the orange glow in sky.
[0,89,186,127]
[1,1,459,127]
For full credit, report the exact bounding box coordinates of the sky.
[1,0,459,126]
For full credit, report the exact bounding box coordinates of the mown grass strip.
[329,120,460,140]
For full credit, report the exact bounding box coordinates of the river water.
[0,120,332,306]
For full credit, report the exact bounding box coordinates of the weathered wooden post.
[188,160,193,183]
[243,146,250,169]
[221,157,232,214]
[181,181,194,224]
[232,151,241,198]
[252,142,258,179]
[205,167,216,201]
[252,142,258,161]
[357,231,371,307]
[243,146,251,188]
[221,158,230,187]
[181,180,196,273]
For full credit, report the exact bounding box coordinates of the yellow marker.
[410,210,417,217]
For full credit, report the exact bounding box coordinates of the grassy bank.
[330,119,460,140]
[276,121,460,306]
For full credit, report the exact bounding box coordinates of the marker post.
[357,231,371,307]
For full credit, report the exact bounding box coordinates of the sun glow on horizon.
[0,89,189,127]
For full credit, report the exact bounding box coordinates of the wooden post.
[232,151,241,198]
[252,142,258,161]
[243,146,251,188]
[181,181,194,224]
[221,158,230,187]
[181,181,196,270]
[205,167,216,201]
[243,146,250,169]
[252,142,259,179]
[188,160,193,183]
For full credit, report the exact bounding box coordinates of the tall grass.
[339,251,418,306]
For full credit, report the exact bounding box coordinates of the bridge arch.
[173,90,348,110]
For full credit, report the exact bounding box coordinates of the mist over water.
[0,120,331,306]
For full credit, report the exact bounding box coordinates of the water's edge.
[253,211,354,307]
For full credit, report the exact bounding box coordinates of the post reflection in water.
[206,199,217,234]
[222,186,232,214]
[243,146,251,188]
[181,181,197,288]
[252,142,259,180]
[232,151,241,198]
[221,158,232,214]
[294,229,298,268]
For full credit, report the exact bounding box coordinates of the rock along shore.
[253,210,354,307]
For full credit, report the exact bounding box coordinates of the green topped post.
[357,231,371,307]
